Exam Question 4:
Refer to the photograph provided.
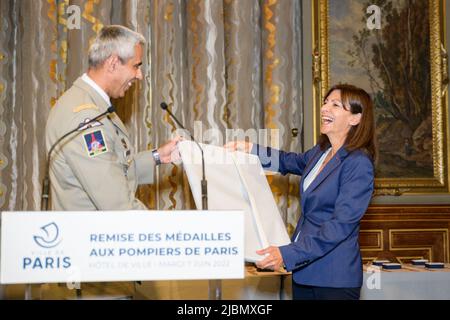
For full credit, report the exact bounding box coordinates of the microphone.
[41,106,116,211]
[160,102,208,210]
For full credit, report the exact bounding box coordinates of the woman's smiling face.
[320,89,361,143]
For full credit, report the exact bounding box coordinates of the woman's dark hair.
[318,84,377,162]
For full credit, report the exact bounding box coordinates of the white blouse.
[302,148,332,192]
[294,148,332,242]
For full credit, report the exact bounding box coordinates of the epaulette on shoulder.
[73,103,99,113]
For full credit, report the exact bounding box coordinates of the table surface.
[245,265,291,278]
[363,263,450,272]
[361,263,450,300]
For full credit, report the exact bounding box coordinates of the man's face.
[110,43,143,99]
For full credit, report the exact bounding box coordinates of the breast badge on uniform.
[78,118,103,131]
[83,130,108,157]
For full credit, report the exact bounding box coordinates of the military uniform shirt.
[45,77,155,210]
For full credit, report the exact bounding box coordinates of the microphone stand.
[159,103,208,211]
[160,103,220,300]
[41,106,115,211]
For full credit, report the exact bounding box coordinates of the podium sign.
[0,210,244,284]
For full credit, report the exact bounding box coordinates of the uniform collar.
[73,76,129,137]
[73,77,109,113]
[81,73,111,107]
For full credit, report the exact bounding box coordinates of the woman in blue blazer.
[226,84,376,300]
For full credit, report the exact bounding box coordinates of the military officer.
[45,25,179,210]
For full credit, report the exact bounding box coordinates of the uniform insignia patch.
[78,118,103,131]
[73,103,99,113]
[83,130,108,157]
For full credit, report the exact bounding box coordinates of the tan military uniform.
[45,77,155,210]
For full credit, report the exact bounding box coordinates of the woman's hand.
[223,141,253,153]
[255,246,284,271]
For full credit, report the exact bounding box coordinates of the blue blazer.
[254,144,374,288]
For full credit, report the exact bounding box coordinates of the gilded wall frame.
[312,0,450,195]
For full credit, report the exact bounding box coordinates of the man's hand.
[255,246,284,271]
[158,136,183,164]
[223,141,253,153]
